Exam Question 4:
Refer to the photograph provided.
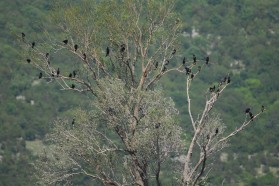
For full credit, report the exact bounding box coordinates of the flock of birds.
[22,32,264,133]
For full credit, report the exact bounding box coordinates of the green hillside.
[0,0,278,185]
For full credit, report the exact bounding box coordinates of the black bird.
[46,53,49,58]
[165,60,169,65]
[206,56,209,64]
[183,57,186,65]
[215,128,219,135]
[120,44,125,53]
[39,72,42,79]
[71,84,75,89]
[223,76,227,83]
[245,108,251,114]
[74,44,78,52]
[21,32,25,41]
[185,66,191,75]
[155,123,161,129]
[162,65,167,72]
[72,118,75,125]
[31,42,35,48]
[51,71,55,77]
[57,68,60,77]
[83,53,87,60]
[26,58,31,63]
[209,85,216,92]
[227,76,231,84]
[261,105,264,112]
[69,73,72,78]
[249,111,254,120]
[73,70,77,78]
[206,134,210,140]
[190,73,194,79]
[63,39,68,45]
[193,54,197,65]
[172,49,176,55]
[106,47,110,57]
[154,61,158,69]
[198,66,201,71]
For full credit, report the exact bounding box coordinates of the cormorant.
[183,57,186,65]
[74,44,78,52]
[215,128,219,135]
[31,42,35,48]
[63,39,68,45]
[154,61,158,69]
[207,134,210,140]
[39,72,42,79]
[71,84,75,89]
[21,32,25,41]
[69,73,72,78]
[73,70,77,78]
[261,105,264,112]
[245,108,250,114]
[165,60,169,65]
[193,54,197,65]
[249,112,254,120]
[120,44,125,53]
[190,73,194,79]
[46,53,49,58]
[227,76,231,84]
[223,76,227,83]
[72,118,75,125]
[83,53,87,60]
[155,123,161,129]
[57,68,60,77]
[106,46,110,57]
[206,56,209,64]
[51,71,55,77]
[172,49,176,55]
[185,67,191,75]
[26,58,31,63]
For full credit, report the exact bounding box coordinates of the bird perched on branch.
[73,70,77,78]
[39,72,42,79]
[172,49,176,55]
[57,68,60,77]
[209,85,216,92]
[26,59,31,63]
[185,67,191,75]
[71,84,75,89]
[227,76,231,84]
[215,128,219,135]
[190,73,194,79]
[154,61,158,69]
[205,56,209,64]
[245,108,251,114]
[193,54,197,65]
[31,42,35,48]
[63,39,68,45]
[261,105,265,112]
[74,44,78,52]
[162,65,167,72]
[45,53,49,59]
[120,44,125,53]
[69,73,72,78]
[21,32,25,41]
[183,57,186,65]
[106,47,110,57]
[83,53,87,60]
[249,111,254,120]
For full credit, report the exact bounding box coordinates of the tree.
[20,0,263,185]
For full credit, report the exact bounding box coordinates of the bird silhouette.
[71,84,75,89]
[26,59,31,63]
[31,42,35,48]
[185,67,191,75]
[106,47,110,56]
[69,73,72,78]
[72,118,75,125]
[190,73,194,79]
[39,72,42,79]
[154,61,158,69]
[74,44,78,52]
[73,70,77,78]
[83,53,87,60]
[193,54,197,65]
[120,44,125,53]
[206,56,209,64]
[215,128,219,135]
[227,76,231,83]
[261,105,264,112]
[172,49,176,55]
[21,32,25,41]
[183,57,186,65]
[57,68,60,77]
[245,108,250,114]
[162,65,167,72]
[46,53,49,58]
[249,111,254,120]
[63,39,68,45]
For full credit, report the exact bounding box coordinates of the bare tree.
[20,0,264,185]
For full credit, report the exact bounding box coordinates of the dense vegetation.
[0,0,278,185]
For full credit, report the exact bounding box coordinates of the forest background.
[0,0,278,185]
